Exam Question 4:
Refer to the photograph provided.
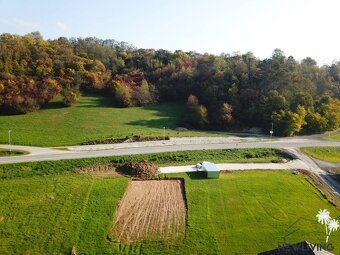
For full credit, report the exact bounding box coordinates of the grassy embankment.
[324,132,340,142]
[301,147,340,163]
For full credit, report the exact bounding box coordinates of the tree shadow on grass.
[40,101,66,110]
[123,102,183,128]
[77,94,116,108]
[126,117,179,129]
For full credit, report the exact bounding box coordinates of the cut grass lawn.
[301,146,340,163]
[0,94,228,147]
[0,148,29,157]
[0,171,339,254]
[324,132,340,142]
[0,175,128,254]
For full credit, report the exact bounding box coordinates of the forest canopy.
[0,32,339,136]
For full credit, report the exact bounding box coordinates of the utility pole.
[163,127,166,141]
[270,123,274,138]
[8,130,11,153]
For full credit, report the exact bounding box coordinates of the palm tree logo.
[316,209,339,243]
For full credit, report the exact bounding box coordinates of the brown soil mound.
[118,160,158,180]
[111,180,186,243]
[74,163,120,177]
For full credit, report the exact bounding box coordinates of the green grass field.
[1,170,339,255]
[0,148,29,157]
[301,147,340,163]
[0,174,129,254]
[0,94,226,147]
[324,132,340,142]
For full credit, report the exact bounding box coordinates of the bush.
[182,95,209,129]
[132,79,154,106]
[0,76,61,114]
[62,88,81,106]
[113,82,132,107]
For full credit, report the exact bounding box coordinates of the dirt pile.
[118,160,158,180]
[74,163,119,177]
[81,135,169,145]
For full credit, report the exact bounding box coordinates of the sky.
[0,0,339,65]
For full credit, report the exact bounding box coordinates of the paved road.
[0,137,339,164]
[1,135,339,195]
[281,148,340,195]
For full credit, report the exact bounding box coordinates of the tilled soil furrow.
[112,180,186,243]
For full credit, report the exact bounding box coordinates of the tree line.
[0,32,339,136]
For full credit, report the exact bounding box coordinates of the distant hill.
[0,32,339,136]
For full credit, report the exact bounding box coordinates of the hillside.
[0,94,221,147]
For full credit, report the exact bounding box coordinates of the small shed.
[202,162,220,179]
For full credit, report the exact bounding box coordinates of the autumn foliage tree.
[0,75,60,114]
[220,102,233,128]
[113,81,132,107]
[62,88,81,106]
[319,98,340,130]
[0,32,339,136]
[304,111,328,133]
[271,106,306,136]
[182,95,208,129]
[132,79,153,106]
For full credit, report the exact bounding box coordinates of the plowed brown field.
[111,180,186,243]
